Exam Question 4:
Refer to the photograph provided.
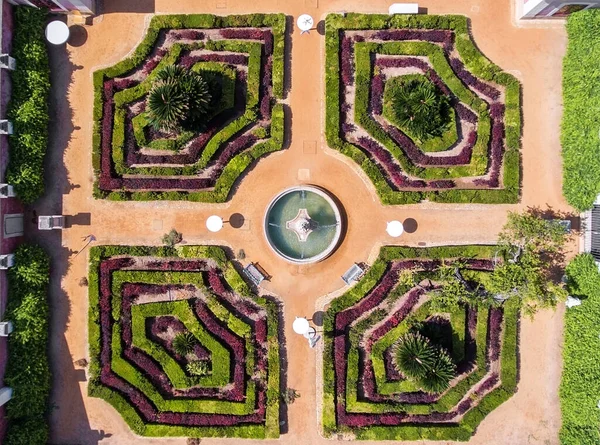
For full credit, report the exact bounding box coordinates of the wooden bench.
[389,3,419,14]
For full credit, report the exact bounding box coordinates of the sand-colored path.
[37,0,569,444]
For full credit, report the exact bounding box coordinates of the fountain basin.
[264,186,343,264]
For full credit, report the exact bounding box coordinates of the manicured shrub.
[6,7,50,203]
[560,254,600,445]
[4,244,51,445]
[561,10,600,211]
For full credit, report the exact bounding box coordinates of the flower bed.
[325,14,521,204]
[92,14,286,202]
[88,245,280,438]
[322,245,519,441]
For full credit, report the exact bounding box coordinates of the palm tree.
[147,79,188,131]
[393,333,436,379]
[391,78,450,140]
[419,349,456,393]
[172,332,196,356]
[146,65,213,131]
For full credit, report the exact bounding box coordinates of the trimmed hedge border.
[322,245,519,441]
[93,14,286,202]
[6,7,50,204]
[325,14,521,205]
[561,10,600,211]
[88,245,280,438]
[560,254,600,444]
[3,244,51,445]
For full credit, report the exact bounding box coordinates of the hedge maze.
[322,246,519,441]
[88,245,280,438]
[325,14,522,204]
[93,14,285,202]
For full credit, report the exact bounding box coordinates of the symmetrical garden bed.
[322,246,519,441]
[325,14,521,204]
[88,245,280,438]
[93,14,285,201]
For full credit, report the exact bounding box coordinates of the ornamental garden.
[87,245,280,439]
[325,14,521,205]
[322,246,518,441]
[3,5,588,445]
[92,14,285,202]
[78,11,531,442]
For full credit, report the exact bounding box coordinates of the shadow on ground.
[27,41,107,445]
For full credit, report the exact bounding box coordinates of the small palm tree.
[186,360,210,376]
[146,65,213,132]
[391,78,450,140]
[393,333,436,379]
[147,79,188,131]
[419,349,456,394]
[173,332,196,356]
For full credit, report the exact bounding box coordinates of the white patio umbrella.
[386,220,404,237]
[206,215,224,233]
[46,21,70,45]
[292,317,310,335]
[297,14,314,33]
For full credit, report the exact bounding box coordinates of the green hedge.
[93,14,286,202]
[562,10,600,211]
[3,244,51,445]
[6,8,50,204]
[322,245,519,441]
[87,245,280,438]
[324,13,521,205]
[559,254,600,444]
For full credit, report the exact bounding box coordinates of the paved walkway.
[41,0,569,444]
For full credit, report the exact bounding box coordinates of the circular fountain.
[264,186,343,264]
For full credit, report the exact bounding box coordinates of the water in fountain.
[265,187,341,263]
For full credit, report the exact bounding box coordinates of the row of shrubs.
[6,7,50,204]
[92,14,286,202]
[322,245,518,441]
[87,245,280,438]
[3,244,51,445]
[324,13,521,205]
[559,254,600,444]
[561,10,600,211]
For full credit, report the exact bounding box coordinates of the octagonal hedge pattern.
[92,14,285,202]
[88,245,280,439]
[322,246,519,441]
[325,14,522,205]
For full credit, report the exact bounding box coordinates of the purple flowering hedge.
[322,245,519,440]
[325,13,521,205]
[88,245,281,438]
[92,14,286,202]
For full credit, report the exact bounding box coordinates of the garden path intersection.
[48,0,570,444]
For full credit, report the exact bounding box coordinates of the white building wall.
[521,0,600,18]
